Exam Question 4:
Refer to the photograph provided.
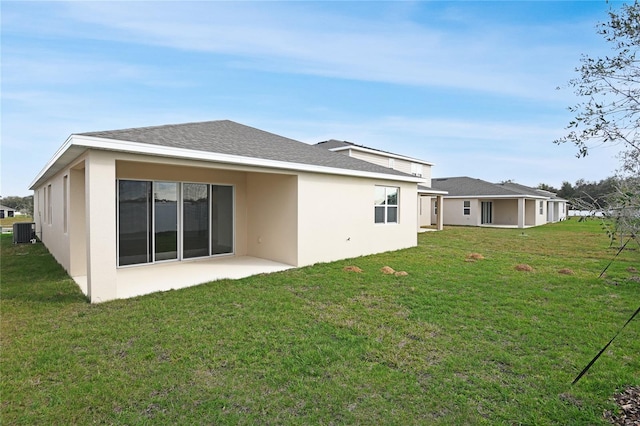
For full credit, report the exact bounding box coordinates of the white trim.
[31,135,425,189]
[330,145,434,166]
[443,194,548,200]
[417,188,449,195]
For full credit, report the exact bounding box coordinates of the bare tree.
[556,0,640,245]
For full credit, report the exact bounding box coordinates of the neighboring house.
[30,120,424,303]
[0,205,16,219]
[430,177,567,228]
[315,140,447,230]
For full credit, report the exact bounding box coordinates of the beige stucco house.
[430,177,567,228]
[315,140,447,230]
[31,120,424,303]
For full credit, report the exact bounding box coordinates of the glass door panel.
[183,183,209,258]
[154,182,178,261]
[211,185,233,255]
[481,201,493,224]
[118,180,152,266]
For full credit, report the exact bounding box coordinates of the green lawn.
[0,216,33,229]
[1,220,638,424]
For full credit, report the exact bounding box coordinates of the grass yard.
[1,220,638,424]
[0,216,33,229]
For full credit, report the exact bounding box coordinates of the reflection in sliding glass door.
[211,185,233,255]
[118,180,152,266]
[183,183,210,258]
[154,182,178,261]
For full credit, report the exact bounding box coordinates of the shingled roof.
[431,177,547,198]
[80,120,412,178]
[316,139,434,166]
[31,120,426,190]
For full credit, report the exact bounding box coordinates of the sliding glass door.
[183,183,210,259]
[154,182,178,261]
[211,185,233,255]
[118,180,152,266]
[117,180,233,266]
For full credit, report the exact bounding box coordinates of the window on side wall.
[463,200,470,215]
[374,186,399,224]
[539,200,544,214]
[411,163,423,177]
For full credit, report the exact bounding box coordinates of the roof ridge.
[78,119,234,136]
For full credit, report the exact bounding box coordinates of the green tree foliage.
[0,196,33,217]
[537,183,559,193]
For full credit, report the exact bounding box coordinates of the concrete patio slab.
[73,256,294,301]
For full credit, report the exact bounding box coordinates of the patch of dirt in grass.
[515,264,533,272]
[343,265,363,273]
[628,276,640,283]
[558,268,574,275]
[559,392,583,408]
[626,267,638,273]
[380,266,395,275]
[465,253,485,262]
[604,386,640,426]
[394,271,408,277]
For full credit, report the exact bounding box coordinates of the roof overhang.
[329,145,434,166]
[417,188,448,195]
[442,194,549,200]
[30,135,426,189]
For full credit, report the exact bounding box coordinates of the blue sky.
[1,1,628,196]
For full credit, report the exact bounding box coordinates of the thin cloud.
[15,1,595,100]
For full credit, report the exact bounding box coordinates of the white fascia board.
[443,194,549,200]
[31,135,425,188]
[330,145,435,166]
[418,189,449,195]
[29,134,76,189]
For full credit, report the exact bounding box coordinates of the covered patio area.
[73,256,293,300]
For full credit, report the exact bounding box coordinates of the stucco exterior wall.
[296,173,417,266]
[420,195,432,227]
[68,164,87,277]
[438,198,480,226]
[246,173,298,265]
[492,199,519,226]
[33,166,71,272]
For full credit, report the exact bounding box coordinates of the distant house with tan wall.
[430,177,567,228]
[31,120,424,303]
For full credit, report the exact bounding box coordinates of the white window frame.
[116,179,235,268]
[463,200,471,216]
[411,163,423,177]
[374,186,399,224]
